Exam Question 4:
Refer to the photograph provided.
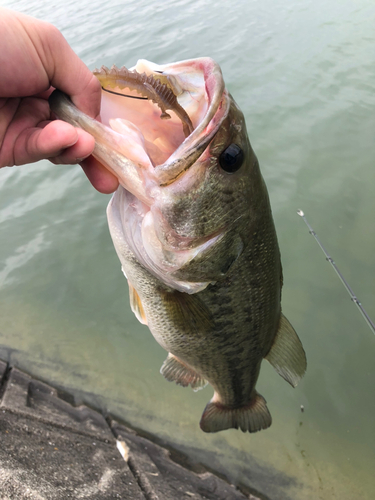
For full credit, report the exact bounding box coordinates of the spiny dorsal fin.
[160,353,207,391]
[265,314,307,387]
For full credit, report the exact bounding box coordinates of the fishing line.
[101,87,148,99]
[297,209,375,336]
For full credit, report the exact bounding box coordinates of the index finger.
[26,18,102,119]
[0,9,101,119]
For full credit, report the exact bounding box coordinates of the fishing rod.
[297,209,375,336]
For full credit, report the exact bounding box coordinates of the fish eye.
[219,144,244,173]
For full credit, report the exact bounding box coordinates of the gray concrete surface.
[0,360,258,500]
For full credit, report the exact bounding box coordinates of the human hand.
[0,8,119,193]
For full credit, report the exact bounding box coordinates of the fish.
[49,57,306,433]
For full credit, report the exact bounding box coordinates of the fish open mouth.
[49,58,230,201]
[97,58,230,189]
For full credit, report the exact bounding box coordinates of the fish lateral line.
[94,65,194,137]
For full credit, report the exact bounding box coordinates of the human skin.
[0,8,119,193]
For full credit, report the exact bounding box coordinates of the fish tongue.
[109,118,153,169]
[109,118,178,172]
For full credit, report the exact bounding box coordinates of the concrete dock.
[0,359,259,499]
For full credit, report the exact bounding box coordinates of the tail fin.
[200,392,272,433]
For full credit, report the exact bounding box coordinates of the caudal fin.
[200,392,272,433]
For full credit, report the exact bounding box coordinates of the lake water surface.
[1,1,374,499]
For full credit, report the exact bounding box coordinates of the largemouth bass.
[49,58,306,433]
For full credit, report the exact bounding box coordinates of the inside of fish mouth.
[99,72,209,168]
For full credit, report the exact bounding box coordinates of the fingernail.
[65,131,79,148]
[76,154,90,163]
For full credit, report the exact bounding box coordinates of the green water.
[1,1,374,498]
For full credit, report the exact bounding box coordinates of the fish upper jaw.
[150,59,229,186]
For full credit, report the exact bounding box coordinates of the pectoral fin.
[161,353,207,391]
[128,281,148,325]
[265,314,307,387]
[159,289,214,333]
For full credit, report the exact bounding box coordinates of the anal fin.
[200,391,272,433]
[160,353,207,391]
[128,281,148,325]
[265,313,307,387]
